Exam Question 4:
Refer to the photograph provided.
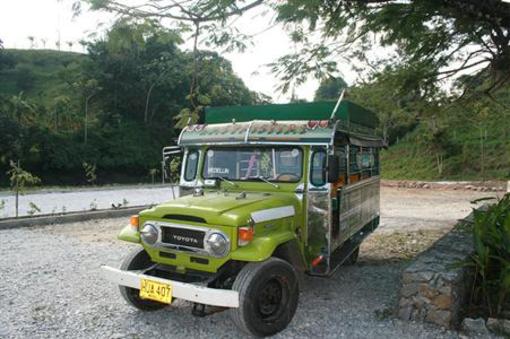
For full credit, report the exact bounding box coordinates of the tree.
[348,66,421,144]
[81,19,257,127]
[27,36,35,49]
[82,79,101,144]
[7,92,35,125]
[7,160,41,217]
[314,76,348,101]
[0,18,262,186]
[78,0,263,124]
[51,95,72,131]
[0,40,15,70]
[0,104,23,165]
[82,162,97,184]
[272,1,510,98]
[80,1,510,100]
[15,65,35,92]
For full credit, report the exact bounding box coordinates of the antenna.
[329,89,345,121]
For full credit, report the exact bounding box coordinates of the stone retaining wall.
[398,219,474,328]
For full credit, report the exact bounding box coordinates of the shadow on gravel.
[103,262,407,338]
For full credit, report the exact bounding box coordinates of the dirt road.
[379,186,496,233]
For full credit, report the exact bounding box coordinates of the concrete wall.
[0,206,148,230]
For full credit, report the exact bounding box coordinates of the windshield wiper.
[254,176,280,189]
[213,176,237,187]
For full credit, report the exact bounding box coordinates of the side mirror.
[327,155,340,183]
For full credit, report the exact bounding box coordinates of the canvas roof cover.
[204,100,379,129]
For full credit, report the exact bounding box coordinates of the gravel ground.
[0,186,494,339]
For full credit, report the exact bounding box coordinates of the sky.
[0,0,358,102]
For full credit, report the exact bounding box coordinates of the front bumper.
[101,266,239,308]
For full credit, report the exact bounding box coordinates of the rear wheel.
[229,257,299,337]
[119,248,167,311]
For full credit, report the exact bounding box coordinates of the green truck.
[102,100,384,337]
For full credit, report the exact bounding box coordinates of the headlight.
[205,232,229,257]
[140,224,158,245]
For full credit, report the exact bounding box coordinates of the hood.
[140,191,298,226]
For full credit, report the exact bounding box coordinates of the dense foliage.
[312,71,510,180]
[84,1,510,98]
[464,194,510,317]
[2,1,510,184]
[0,21,258,185]
[272,0,510,97]
[78,0,510,182]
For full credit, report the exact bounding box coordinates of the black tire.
[119,248,167,311]
[343,247,360,266]
[229,257,299,337]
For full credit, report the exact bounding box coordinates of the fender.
[272,239,307,275]
[231,230,296,262]
[118,224,141,243]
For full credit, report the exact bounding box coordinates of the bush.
[14,64,35,92]
[465,193,510,317]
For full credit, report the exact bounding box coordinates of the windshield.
[203,147,303,183]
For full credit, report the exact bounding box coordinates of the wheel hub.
[257,279,283,318]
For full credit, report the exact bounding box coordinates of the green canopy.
[204,100,379,130]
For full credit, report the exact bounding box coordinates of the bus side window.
[184,150,199,181]
[310,149,327,186]
[335,146,347,184]
[360,147,370,179]
[349,146,359,174]
[373,148,380,175]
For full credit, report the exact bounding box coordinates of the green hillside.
[381,108,510,181]
[0,49,84,105]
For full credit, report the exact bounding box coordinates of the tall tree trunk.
[436,153,444,176]
[84,93,95,144]
[84,96,89,144]
[189,21,200,110]
[144,83,156,124]
[382,123,388,144]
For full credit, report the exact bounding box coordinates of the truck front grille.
[160,226,205,249]
[162,214,207,224]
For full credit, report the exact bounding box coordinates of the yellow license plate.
[140,278,172,304]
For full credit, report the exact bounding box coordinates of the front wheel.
[229,257,299,337]
[118,248,167,311]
